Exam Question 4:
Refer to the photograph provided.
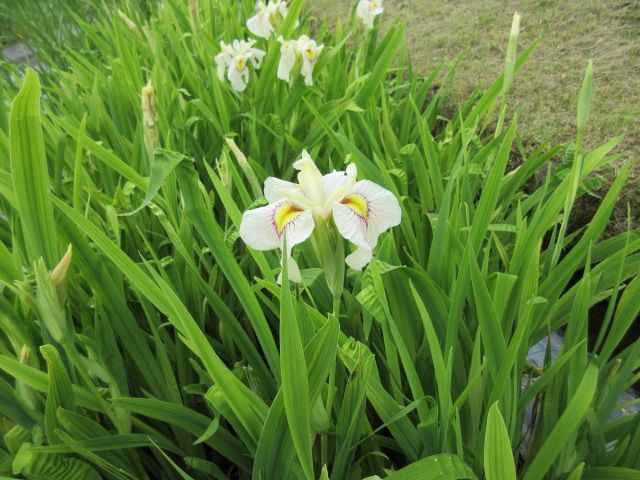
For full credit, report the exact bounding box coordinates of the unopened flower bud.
[510,12,521,38]
[17,345,39,409]
[216,153,233,194]
[141,81,159,151]
[501,12,521,103]
[34,259,69,344]
[117,10,142,38]
[19,345,31,364]
[51,245,72,306]
[189,0,200,34]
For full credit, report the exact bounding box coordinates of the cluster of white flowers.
[225,2,395,282]
[246,0,289,39]
[215,40,265,92]
[216,0,384,92]
[240,151,401,283]
[277,36,324,86]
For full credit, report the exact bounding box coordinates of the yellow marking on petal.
[306,47,316,62]
[341,194,368,220]
[274,203,304,235]
[235,56,246,71]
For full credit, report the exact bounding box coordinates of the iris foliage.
[0,0,639,478]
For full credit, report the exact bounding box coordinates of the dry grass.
[311,0,640,221]
[313,0,639,152]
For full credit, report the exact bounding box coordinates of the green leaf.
[355,25,405,108]
[0,377,39,429]
[279,242,313,480]
[9,67,58,267]
[0,353,103,412]
[383,454,477,480]
[522,364,598,480]
[40,345,76,445]
[484,403,516,480]
[122,148,185,216]
[467,246,507,377]
[175,162,279,388]
[53,429,137,480]
[253,316,339,480]
[582,467,640,479]
[111,397,250,472]
[193,417,219,445]
[54,198,267,446]
[148,437,195,480]
[470,120,516,252]
[12,444,101,480]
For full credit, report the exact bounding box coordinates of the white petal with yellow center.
[227,61,248,92]
[239,200,314,251]
[332,179,401,270]
[215,40,264,92]
[297,36,324,86]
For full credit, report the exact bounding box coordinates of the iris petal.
[277,41,298,82]
[247,13,273,38]
[340,194,369,221]
[239,200,315,251]
[294,150,324,204]
[333,179,400,270]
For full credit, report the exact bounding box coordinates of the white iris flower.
[239,150,401,282]
[277,35,324,86]
[215,39,266,92]
[246,0,289,39]
[356,0,384,30]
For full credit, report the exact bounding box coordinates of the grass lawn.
[311,0,640,221]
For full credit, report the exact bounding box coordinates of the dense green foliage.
[0,0,639,478]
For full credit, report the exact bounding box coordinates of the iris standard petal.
[322,163,357,210]
[263,177,300,203]
[275,0,289,18]
[277,41,298,82]
[293,150,324,205]
[321,171,348,203]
